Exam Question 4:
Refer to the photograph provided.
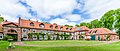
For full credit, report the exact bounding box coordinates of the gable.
[3,23,18,27]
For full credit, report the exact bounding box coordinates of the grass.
[23,40,103,47]
[0,40,120,51]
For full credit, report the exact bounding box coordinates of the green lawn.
[0,40,120,51]
[23,40,104,47]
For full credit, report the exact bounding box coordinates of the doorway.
[7,34,17,41]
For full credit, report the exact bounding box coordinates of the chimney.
[36,20,38,22]
[5,20,8,22]
[18,17,21,26]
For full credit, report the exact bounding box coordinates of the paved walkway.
[13,40,120,47]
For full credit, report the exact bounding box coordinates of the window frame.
[30,22,34,27]
[0,34,3,39]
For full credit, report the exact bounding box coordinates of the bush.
[47,34,51,40]
[106,34,110,41]
[3,36,13,41]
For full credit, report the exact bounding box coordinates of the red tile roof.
[89,28,116,35]
[19,18,75,32]
[0,24,2,32]
[75,26,89,32]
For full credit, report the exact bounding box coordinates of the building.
[85,28,119,41]
[0,17,119,41]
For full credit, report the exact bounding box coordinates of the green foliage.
[56,33,60,40]
[28,33,33,40]
[75,24,80,27]
[106,34,110,41]
[47,34,51,40]
[64,24,73,27]
[36,33,40,40]
[3,36,13,41]
[100,10,115,30]
[0,17,4,22]
[91,19,101,28]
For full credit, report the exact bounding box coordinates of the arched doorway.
[7,29,18,41]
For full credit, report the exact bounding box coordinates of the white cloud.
[50,18,77,26]
[25,0,77,19]
[63,14,81,22]
[80,18,95,23]
[2,14,18,22]
[30,18,42,22]
[81,0,120,20]
[0,0,32,22]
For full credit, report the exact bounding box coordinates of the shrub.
[106,34,110,41]
[3,36,13,41]
[47,34,51,40]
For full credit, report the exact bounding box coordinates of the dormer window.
[60,27,63,30]
[39,23,44,28]
[55,26,58,30]
[50,25,53,29]
[89,30,92,33]
[30,22,34,26]
[76,28,82,30]
[94,30,97,33]
[70,28,72,30]
[66,28,69,30]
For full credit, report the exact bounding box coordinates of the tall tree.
[75,24,80,27]
[90,19,101,28]
[114,8,120,39]
[100,10,115,30]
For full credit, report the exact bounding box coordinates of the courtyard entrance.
[7,29,18,41]
[7,34,18,41]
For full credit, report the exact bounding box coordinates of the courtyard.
[0,40,120,51]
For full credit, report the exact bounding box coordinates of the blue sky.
[0,0,120,26]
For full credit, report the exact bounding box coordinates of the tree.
[0,17,4,22]
[75,24,80,27]
[100,10,115,30]
[64,24,73,27]
[28,33,33,40]
[90,19,101,28]
[35,33,40,40]
[114,8,120,39]
[86,23,92,29]
[79,22,87,26]
[100,8,120,39]
[47,34,51,40]
[56,33,60,40]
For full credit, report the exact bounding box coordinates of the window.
[94,30,97,33]
[0,34,3,39]
[76,28,82,30]
[8,29,17,33]
[30,22,34,26]
[104,35,106,37]
[55,26,58,30]
[50,25,53,29]
[66,28,69,30]
[22,28,26,32]
[23,35,27,38]
[60,27,63,30]
[89,30,92,33]
[39,23,44,28]
[70,28,72,30]
[33,29,36,33]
